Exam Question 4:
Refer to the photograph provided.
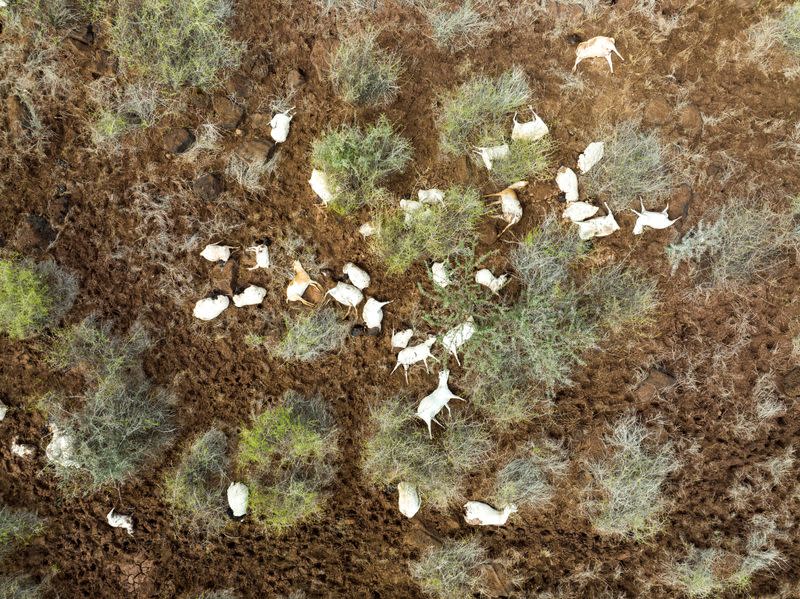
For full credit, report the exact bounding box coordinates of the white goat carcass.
[270,108,294,143]
[287,260,323,306]
[0,401,7,421]
[442,318,475,366]
[309,169,334,206]
[485,181,527,235]
[631,199,681,234]
[463,501,518,526]
[193,294,229,321]
[400,199,425,224]
[416,369,465,438]
[200,243,235,263]
[327,282,363,315]
[576,203,620,240]
[227,482,249,517]
[573,36,624,73]
[398,482,421,519]
[391,337,437,383]
[474,144,509,170]
[562,201,599,223]
[418,188,444,204]
[358,222,376,238]
[246,243,270,270]
[233,285,266,307]
[431,262,450,288]
[391,328,414,349]
[107,509,134,535]
[556,166,579,202]
[343,262,370,290]
[577,142,605,174]
[475,269,509,294]
[45,424,79,469]
[512,110,549,141]
[363,298,391,331]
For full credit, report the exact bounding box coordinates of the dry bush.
[88,80,161,148]
[493,441,568,508]
[329,28,401,107]
[0,506,43,557]
[225,152,279,193]
[0,574,49,599]
[428,1,491,52]
[746,3,800,76]
[272,307,349,362]
[411,538,488,599]
[487,136,555,186]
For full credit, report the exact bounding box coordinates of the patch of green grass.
[586,416,678,540]
[329,28,401,107]
[486,137,554,186]
[272,307,349,362]
[363,397,490,509]
[429,1,490,53]
[165,428,229,532]
[7,0,76,28]
[411,538,488,599]
[311,116,412,214]
[111,0,243,89]
[583,120,672,211]
[371,186,486,274]
[0,506,43,556]
[779,2,800,56]
[437,66,530,156]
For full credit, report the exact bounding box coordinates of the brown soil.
[2,0,800,597]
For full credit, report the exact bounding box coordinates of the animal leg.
[612,47,624,61]
[391,361,401,375]
[444,403,451,416]
[423,359,430,374]
[432,417,444,429]
[499,220,515,236]
[452,395,466,402]
[426,420,433,439]
[572,56,582,72]
[606,54,614,73]
[404,366,409,385]
[309,280,324,291]
[453,351,461,366]
[298,297,314,307]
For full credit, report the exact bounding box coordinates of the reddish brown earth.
[2,0,800,597]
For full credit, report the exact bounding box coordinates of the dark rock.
[367,327,382,337]
[480,563,515,598]
[212,96,244,130]
[236,139,274,163]
[6,96,27,140]
[162,127,195,154]
[209,260,237,296]
[635,369,676,402]
[350,324,368,337]
[286,68,307,90]
[225,74,251,99]
[566,33,583,45]
[781,367,800,398]
[643,96,672,127]
[14,214,55,251]
[193,173,224,202]
[678,102,703,140]
[670,184,693,219]
[403,525,441,551]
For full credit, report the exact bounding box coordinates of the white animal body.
[578,142,605,174]
[45,424,79,468]
[392,337,437,383]
[398,482,421,519]
[391,328,414,349]
[246,244,270,270]
[572,36,624,73]
[193,295,229,321]
[200,243,235,263]
[10,439,34,458]
[512,111,549,141]
[400,199,425,224]
[576,203,620,240]
[442,318,475,366]
[556,166,579,202]
[363,298,391,330]
[232,285,267,307]
[475,269,509,294]
[287,260,323,306]
[359,222,376,238]
[227,482,249,517]
[418,188,444,204]
[416,370,465,438]
[631,199,681,234]
[431,262,450,288]
[485,181,527,235]
[463,501,518,526]
[309,169,334,206]
[327,282,364,314]
[474,144,509,170]
[343,263,370,290]
[107,509,134,535]
[0,401,6,421]
[562,201,599,223]
[270,108,294,143]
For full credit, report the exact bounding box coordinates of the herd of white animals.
[5,36,669,533]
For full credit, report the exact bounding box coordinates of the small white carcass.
[463,501,518,526]
[416,369,465,438]
[576,203,620,240]
[572,36,624,73]
[398,482,421,519]
[631,199,681,234]
[485,181,527,235]
[442,318,475,366]
[391,337,437,383]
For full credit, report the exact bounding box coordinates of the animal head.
[504,504,519,516]
[438,369,450,385]
[424,337,436,348]
[632,218,645,235]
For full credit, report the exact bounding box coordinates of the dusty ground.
[2,0,800,597]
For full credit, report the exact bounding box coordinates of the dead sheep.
[573,36,624,73]
[416,369,465,438]
[45,424,79,469]
[193,294,230,321]
[431,262,450,288]
[485,181,527,236]
[556,166,579,202]
[200,243,236,263]
[309,169,334,206]
[578,142,605,174]
[418,188,444,204]
[232,285,267,308]
[327,282,364,315]
[0,401,6,421]
[107,509,134,535]
[631,199,681,234]
[363,298,391,331]
[442,317,475,366]
[576,203,620,240]
[512,110,549,141]
[391,337,437,383]
[398,482,421,518]
[343,262,370,290]
[562,201,599,223]
[391,328,414,349]
[463,501,518,526]
[475,269,509,294]
[270,108,294,143]
[474,143,509,171]
[246,243,270,270]
[227,482,249,518]
[358,222,376,238]
[287,260,323,307]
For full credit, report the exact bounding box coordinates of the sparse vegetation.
[583,120,672,210]
[429,1,490,52]
[363,397,490,509]
[494,442,568,508]
[272,307,349,362]
[586,416,678,540]
[371,186,486,274]
[487,137,554,185]
[0,506,43,556]
[411,538,487,599]
[165,428,229,532]
[329,29,401,106]
[311,117,412,214]
[437,67,530,155]
[779,3,800,56]
[88,81,160,147]
[667,198,799,287]
[0,574,48,599]
[237,392,337,532]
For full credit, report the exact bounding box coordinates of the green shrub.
[237,392,337,532]
[486,137,554,185]
[429,1,490,52]
[165,428,229,531]
[0,506,43,556]
[371,186,486,274]
[779,2,800,56]
[272,307,349,362]
[311,117,412,214]
[583,120,672,210]
[111,0,243,89]
[329,29,401,106]
[0,574,48,599]
[437,67,530,156]
[667,199,799,287]
[363,397,489,509]
[586,416,677,540]
[410,538,488,599]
